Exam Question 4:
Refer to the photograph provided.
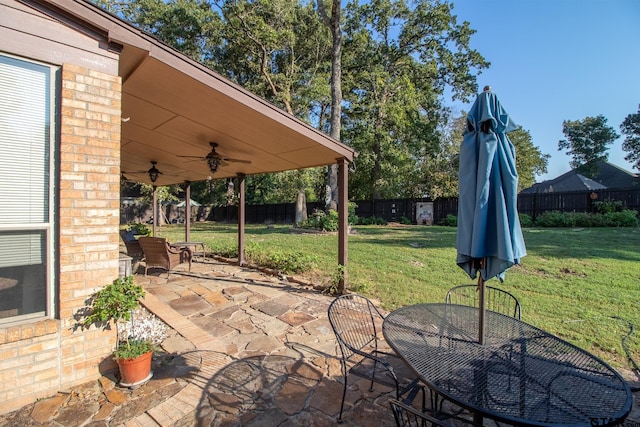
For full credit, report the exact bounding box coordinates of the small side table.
[171,242,206,261]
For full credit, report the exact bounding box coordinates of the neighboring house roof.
[589,160,640,189]
[23,0,355,187]
[521,161,639,193]
[521,171,607,194]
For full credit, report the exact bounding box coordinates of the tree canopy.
[103,0,551,204]
[558,115,619,178]
[620,105,640,172]
[509,126,549,191]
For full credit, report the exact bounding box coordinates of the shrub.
[534,211,573,227]
[534,209,638,227]
[519,213,534,227]
[400,216,412,225]
[356,216,387,225]
[297,208,343,231]
[606,210,638,227]
[440,214,457,227]
[593,199,624,214]
[320,209,340,232]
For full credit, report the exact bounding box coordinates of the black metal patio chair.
[328,294,422,422]
[389,398,453,427]
[445,284,521,319]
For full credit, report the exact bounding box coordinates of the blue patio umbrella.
[456,86,526,343]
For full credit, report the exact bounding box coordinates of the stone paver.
[251,300,290,317]
[168,294,212,316]
[278,311,316,326]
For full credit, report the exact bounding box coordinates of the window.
[0,54,56,324]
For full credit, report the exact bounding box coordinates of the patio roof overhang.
[32,0,355,187]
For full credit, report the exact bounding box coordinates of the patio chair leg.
[337,362,348,423]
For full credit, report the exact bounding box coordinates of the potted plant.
[83,275,164,386]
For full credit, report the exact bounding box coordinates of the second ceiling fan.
[180,142,251,173]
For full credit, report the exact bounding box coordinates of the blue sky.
[447,0,640,182]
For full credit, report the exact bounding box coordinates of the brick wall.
[0,63,122,414]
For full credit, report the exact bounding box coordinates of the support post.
[478,258,486,345]
[337,158,348,293]
[152,186,157,237]
[185,182,191,242]
[237,174,246,266]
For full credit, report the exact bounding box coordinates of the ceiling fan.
[179,142,251,173]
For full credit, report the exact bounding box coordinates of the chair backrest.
[138,237,171,265]
[389,399,452,427]
[327,294,385,361]
[119,230,144,257]
[445,284,521,319]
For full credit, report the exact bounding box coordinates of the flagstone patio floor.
[0,257,638,426]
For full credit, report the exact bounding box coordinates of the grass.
[154,222,640,369]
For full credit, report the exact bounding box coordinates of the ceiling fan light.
[207,155,221,173]
[148,161,160,183]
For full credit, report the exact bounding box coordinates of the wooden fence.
[120,188,640,225]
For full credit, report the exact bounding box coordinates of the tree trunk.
[295,191,307,224]
[327,165,338,210]
[319,0,342,211]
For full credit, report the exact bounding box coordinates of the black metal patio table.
[382,303,632,426]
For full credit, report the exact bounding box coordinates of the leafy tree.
[216,0,332,218]
[620,105,640,172]
[508,126,549,191]
[97,0,492,203]
[102,0,223,64]
[317,0,343,211]
[558,115,619,177]
[341,0,488,200]
[419,113,549,197]
[417,112,464,199]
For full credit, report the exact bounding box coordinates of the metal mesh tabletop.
[382,303,632,427]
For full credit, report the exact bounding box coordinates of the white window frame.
[0,53,57,324]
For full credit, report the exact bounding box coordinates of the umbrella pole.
[477,258,486,345]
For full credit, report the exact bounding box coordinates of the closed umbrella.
[455,86,526,344]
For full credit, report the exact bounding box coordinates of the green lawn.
[154,222,640,369]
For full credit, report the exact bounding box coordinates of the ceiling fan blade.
[224,158,252,164]
[177,155,204,159]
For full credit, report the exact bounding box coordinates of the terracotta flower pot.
[116,351,153,386]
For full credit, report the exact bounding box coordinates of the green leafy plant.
[534,210,638,227]
[439,214,458,227]
[113,339,155,359]
[83,276,156,359]
[297,205,358,231]
[324,264,346,296]
[245,242,315,273]
[593,199,625,214]
[125,223,151,236]
[356,216,387,225]
[519,213,534,227]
